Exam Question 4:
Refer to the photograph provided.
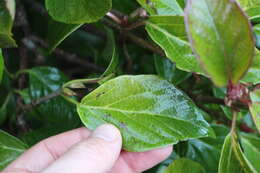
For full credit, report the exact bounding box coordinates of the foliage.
[0,0,260,172]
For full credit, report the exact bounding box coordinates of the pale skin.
[2,124,172,173]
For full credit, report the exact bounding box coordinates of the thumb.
[42,124,122,173]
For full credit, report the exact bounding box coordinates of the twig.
[24,35,105,72]
[231,111,238,133]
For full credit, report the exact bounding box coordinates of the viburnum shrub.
[0,0,260,172]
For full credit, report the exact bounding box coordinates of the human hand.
[2,124,172,173]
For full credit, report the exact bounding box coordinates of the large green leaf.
[164,158,206,173]
[241,49,260,84]
[0,0,16,48]
[26,67,80,127]
[146,15,204,74]
[0,130,27,171]
[249,88,260,133]
[241,133,260,172]
[185,124,229,173]
[218,133,257,173]
[0,49,3,83]
[136,0,183,15]
[77,75,214,152]
[45,0,112,24]
[47,19,82,52]
[185,0,255,87]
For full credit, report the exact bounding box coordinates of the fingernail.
[92,124,120,142]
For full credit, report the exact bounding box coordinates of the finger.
[42,124,122,173]
[2,127,90,173]
[110,146,173,173]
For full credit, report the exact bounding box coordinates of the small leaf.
[47,19,82,52]
[146,15,204,74]
[0,130,27,171]
[185,0,255,86]
[0,0,16,48]
[45,0,112,24]
[218,133,257,173]
[0,49,3,83]
[77,75,214,152]
[101,27,119,78]
[249,88,260,133]
[164,158,206,173]
[241,49,260,84]
[136,0,183,15]
[241,133,260,172]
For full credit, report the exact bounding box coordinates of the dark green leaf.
[77,75,214,152]
[164,158,206,173]
[0,0,16,48]
[101,28,119,78]
[0,130,27,171]
[249,88,260,133]
[146,15,204,74]
[218,132,256,173]
[185,0,255,86]
[154,54,191,85]
[185,124,229,173]
[137,0,183,15]
[47,19,82,52]
[45,0,112,24]
[241,133,260,172]
[26,67,80,127]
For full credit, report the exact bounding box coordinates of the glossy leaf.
[218,133,257,173]
[185,0,255,87]
[101,28,119,78]
[26,67,80,127]
[185,124,229,173]
[0,49,3,83]
[136,0,183,15]
[47,19,82,52]
[154,54,191,85]
[77,75,214,152]
[241,133,260,172]
[164,158,206,173]
[0,0,16,48]
[249,88,260,133]
[146,15,204,74]
[0,130,27,170]
[241,49,260,84]
[45,0,112,24]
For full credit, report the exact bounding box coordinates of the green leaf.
[0,49,3,83]
[146,15,204,74]
[254,24,260,48]
[238,0,260,21]
[241,49,260,84]
[154,54,191,85]
[164,158,206,173]
[45,0,112,24]
[26,67,80,127]
[241,133,260,172]
[77,75,214,152]
[101,28,119,78]
[136,0,183,15]
[47,19,82,52]
[218,133,257,173]
[249,88,260,133]
[185,124,229,173]
[0,0,16,48]
[0,130,27,171]
[185,0,255,87]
